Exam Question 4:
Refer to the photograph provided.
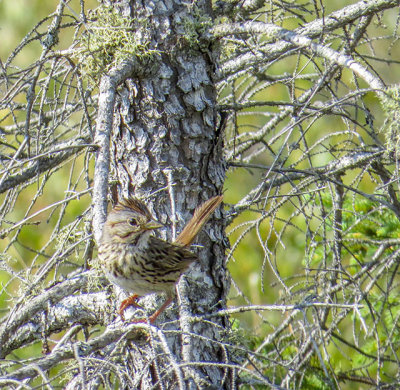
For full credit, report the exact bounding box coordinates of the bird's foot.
[127,297,174,324]
[119,294,142,321]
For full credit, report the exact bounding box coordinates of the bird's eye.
[128,217,138,226]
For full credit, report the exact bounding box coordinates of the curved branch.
[92,60,140,244]
[228,148,388,219]
[0,271,106,358]
[216,0,398,79]
[1,291,111,359]
[0,320,149,383]
[0,137,93,194]
[215,21,385,91]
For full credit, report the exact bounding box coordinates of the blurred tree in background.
[1,0,400,388]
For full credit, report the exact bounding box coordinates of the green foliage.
[309,192,400,266]
[181,5,213,50]
[301,190,400,382]
[355,291,400,366]
[74,5,158,84]
[300,371,333,390]
[236,319,337,388]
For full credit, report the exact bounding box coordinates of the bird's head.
[101,198,163,243]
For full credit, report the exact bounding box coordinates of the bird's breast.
[98,241,180,296]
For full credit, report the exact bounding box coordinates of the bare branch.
[92,60,141,243]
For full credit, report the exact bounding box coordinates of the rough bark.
[3,0,400,387]
[102,0,229,388]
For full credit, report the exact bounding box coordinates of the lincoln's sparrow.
[98,195,223,323]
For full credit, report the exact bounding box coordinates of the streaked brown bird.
[98,195,223,323]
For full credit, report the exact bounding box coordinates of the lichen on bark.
[96,0,230,387]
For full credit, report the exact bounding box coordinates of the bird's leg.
[148,297,174,323]
[131,296,174,324]
[119,294,142,321]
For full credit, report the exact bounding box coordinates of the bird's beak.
[143,220,163,230]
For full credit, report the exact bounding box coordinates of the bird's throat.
[121,230,151,249]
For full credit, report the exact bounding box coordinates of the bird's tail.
[175,195,223,247]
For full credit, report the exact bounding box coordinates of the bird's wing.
[148,236,197,272]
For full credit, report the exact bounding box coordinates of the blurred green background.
[1,1,399,388]
[0,0,390,331]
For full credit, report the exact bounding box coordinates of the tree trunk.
[104,0,229,388]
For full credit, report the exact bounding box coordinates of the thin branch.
[214,21,386,91]
[0,271,100,358]
[216,0,398,79]
[92,60,140,244]
[0,138,93,194]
